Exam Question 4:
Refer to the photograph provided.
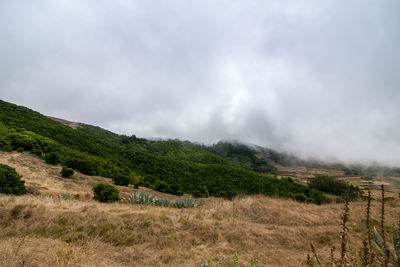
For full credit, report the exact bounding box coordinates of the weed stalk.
[339,193,350,267]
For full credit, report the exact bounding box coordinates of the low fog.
[1,1,400,166]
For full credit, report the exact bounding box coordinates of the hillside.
[0,99,329,204]
[1,100,400,266]
[0,151,399,266]
[210,141,400,194]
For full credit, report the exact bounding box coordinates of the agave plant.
[57,193,76,201]
[374,224,400,266]
[129,191,196,208]
[154,197,171,207]
[129,191,156,205]
[173,197,196,208]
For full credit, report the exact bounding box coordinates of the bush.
[112,174,131,186]
[0,163,27,195]
[65,158,98,176]
[61,166,74,178]
[93,182,120,203]
[308,175,360,200]
[45,152,59,165]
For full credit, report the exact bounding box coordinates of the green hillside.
[0,99,330,203]
[210,141,277,173]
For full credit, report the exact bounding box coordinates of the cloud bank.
[1,0,400,165]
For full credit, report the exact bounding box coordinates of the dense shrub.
[45,152,59,165]
[93,182,120,203]
[112,174,131,186]
[308,175,361,200]
[0,163,27,195]
[61,166,74,178]
[65,158,98,175]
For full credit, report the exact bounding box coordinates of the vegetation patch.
[112,174,131,186]
[61,166,74,178]
[0,163,27,195]
[128,191,196,208]
[308,175,361,200]
[93,183,120,203]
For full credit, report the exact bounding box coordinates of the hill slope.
[1,100,399,266]
[0,99,328,203]
[210,140,400,194]
[0,156,397,267]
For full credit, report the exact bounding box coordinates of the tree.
[61,166,74,178]
[0,163,27,195]
[93,182,120,203]
[112,174,131,186]
[45,152,59,165]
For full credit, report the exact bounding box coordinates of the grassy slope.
[0,99,328,203]
[0,151,398,266]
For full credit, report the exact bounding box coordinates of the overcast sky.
[1,1,400,165]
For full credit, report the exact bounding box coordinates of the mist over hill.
[1,2,400,266]
[0,99,335,203]
[1,1,400,166]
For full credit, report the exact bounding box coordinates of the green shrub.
[93,182,120,203]
[61,166,74,178]
[0,163,27,195]
[44,152,59,165]
[65,158,98,175]
[308,175,361,200]
[112,174,131,186]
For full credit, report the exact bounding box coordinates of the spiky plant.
[174,197,196,208]
[154,197,171,207]
[373,184,400,267]
[374,225,400,267]
[129,191,157,205]
[57,193,76,200]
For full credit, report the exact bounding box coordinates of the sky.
[1,0,400,165]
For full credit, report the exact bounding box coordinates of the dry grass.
[0,194,398,266]
[0,152,399,266]
[0,152,182,201]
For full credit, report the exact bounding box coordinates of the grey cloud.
[1,0,400,165]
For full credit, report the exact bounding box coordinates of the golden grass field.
[0,152,399,266]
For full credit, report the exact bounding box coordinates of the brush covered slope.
[0,151,399,266]
[209,141,277,174]
[0,99,330,203]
